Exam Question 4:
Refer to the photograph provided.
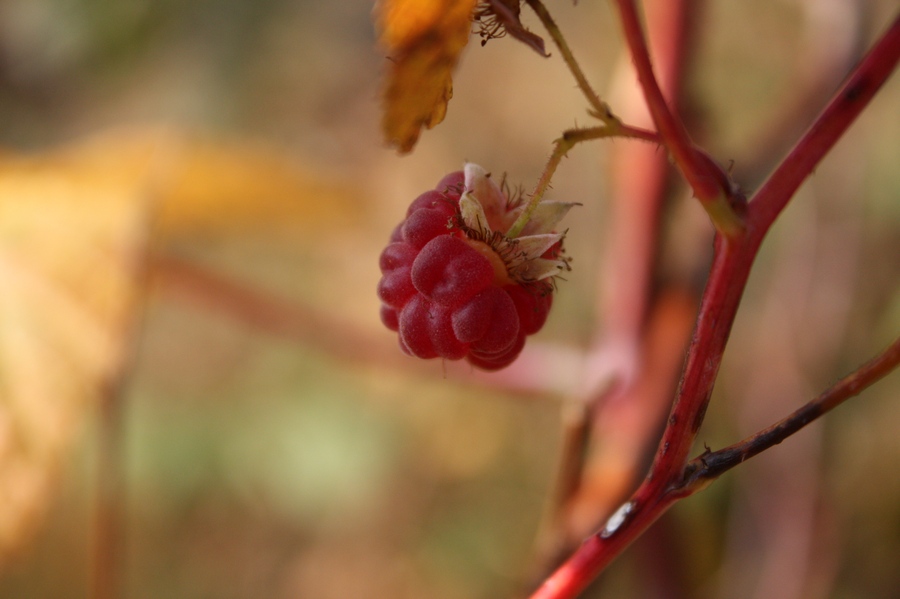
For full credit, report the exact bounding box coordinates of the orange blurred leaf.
[158,136,359,238]
[0,127,360,560]
[0,135,152,560]
[376,0,478,153]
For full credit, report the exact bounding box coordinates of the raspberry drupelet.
[377,163,575,370]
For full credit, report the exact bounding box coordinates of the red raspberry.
[377,164,573,371]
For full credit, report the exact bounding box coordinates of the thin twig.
[93,378,128,599]
[91,213,155,599]
[680,335,900,491]
[153,254,403,367]
[524,0,614,123]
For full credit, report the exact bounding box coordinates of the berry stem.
[612,0,744,239]
[524,0,616,124]
[507,124,658,239]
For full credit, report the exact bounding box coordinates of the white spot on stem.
[600,501,634,538]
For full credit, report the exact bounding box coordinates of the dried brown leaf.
[375,0,478,153]
[474,0,547,56]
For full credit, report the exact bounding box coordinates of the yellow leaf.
[0,127,359,560]
[0,134,151,560]
[15,129,360,239]
[375,0,478,153]
[158,136,359,238]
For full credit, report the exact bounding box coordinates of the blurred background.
[0,1,897,598]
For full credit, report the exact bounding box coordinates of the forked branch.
[530,10,900,599]
[612,0,744,237]
[680,335,900,491]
